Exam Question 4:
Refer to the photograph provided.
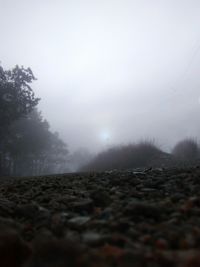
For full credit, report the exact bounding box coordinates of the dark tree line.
[0,64,68,176]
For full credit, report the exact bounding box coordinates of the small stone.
[16,203,39,220]
[68,216,91,229]
[51,213,69,237]
[90,189,111,207]
[72,199,94,213]
[58,196,77,205]
[139,234,152,244]
[98,207,112,220]
[124,200,161,220]
[140,188,157,192]
[155,238,168,250]
[0,198,15,216]
[82,231,103,246]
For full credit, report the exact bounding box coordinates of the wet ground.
[1,166,200,266]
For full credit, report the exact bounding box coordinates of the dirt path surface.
[1,167,200,266]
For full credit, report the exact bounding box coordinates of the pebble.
[68,216,91,228]
[82,231,103,246]
[124,200,162,220]
[71,199,94,213]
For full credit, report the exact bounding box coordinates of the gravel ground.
[1,167,200,266]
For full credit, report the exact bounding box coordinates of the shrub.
[172,139,199,162]
[81,141,164,172]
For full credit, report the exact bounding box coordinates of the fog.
[1,0,200,154]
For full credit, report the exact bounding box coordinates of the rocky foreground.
[1,167,200,266]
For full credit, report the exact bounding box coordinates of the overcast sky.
[1,0,200,152]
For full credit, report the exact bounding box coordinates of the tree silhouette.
[0,65,39,128]
[5,109,69,176]
[0,64,68,176]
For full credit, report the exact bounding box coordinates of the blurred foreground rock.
[0,167,200,266]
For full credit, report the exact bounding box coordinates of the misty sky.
[1,0,200,152]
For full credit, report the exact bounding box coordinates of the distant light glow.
[99,130,111,143]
